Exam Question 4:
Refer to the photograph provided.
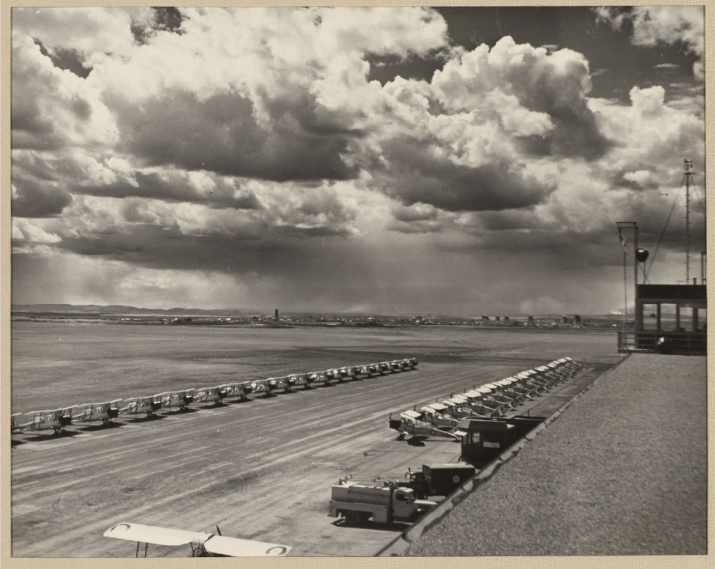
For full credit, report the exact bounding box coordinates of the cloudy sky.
[11,6,706,316]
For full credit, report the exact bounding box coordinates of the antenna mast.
[684,159,694,283]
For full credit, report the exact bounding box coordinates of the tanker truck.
[328,479,436,526]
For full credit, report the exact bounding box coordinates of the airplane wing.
[70,404,91,421]
[203,535,291,557]
[104,522,209,547]
[400,409,423,421]
[104,523,291,557]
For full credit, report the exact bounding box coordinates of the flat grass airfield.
[11,321,623,557]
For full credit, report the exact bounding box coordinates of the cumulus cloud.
[590,85,704,188]
[596,6,704,79]
[12,7,142,63]
[11,33,118,151]
[10,7,705,313]
[353,37,611,216]
[431,37,610,159]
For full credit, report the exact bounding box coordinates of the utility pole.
[684,159,694,283]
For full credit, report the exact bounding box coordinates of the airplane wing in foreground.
[104,523,207,547]
[104,523,291,556]
[203,535,291,557]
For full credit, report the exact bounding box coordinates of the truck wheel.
[344,511,362,526]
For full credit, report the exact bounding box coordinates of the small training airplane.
[104,522,291,557]
[119,396,162,417]
[355,364,375,377]
[157,389,196,411]
[194,385,231,405]
[542,363,568,381]
[459,390,508,416]
[389,410,459,442]
[324,369,341,382]
[346,366,361,379]
[552,360,575,376]
[473,386,515,411]
[273,376,295,392]
[72,400,123,426]
[481,381,522,405]
[519,370,553,390]
[220,381,253,400]
[440,398,493,419]
[481,383,520,407]
[561,357,583,373]
[493,378,535,401]
[306,371,329,386]
[285,373,312,389]
[419,404,461,429]
[250,377,282,396]
[514,371,547,394]
[19,407,76,434]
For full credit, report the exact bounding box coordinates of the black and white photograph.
[5,3,708,561]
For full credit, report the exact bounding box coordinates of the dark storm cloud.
[131,7,185,45]
[11,63,59,150]
[509,57,612,160]
[477,210,535,232]
[12,176,73,218]
[440,226,628,270]
[75,172,261,210]
[56,224,260,268]
[53,222,353,274]
[11,36,101,151]
[34,39,92,78]
[460,203,706,273]
[377,137,554,212]
[113,89,360,182]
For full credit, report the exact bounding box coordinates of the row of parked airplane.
[11,358,419,436]
[390,357,584,441]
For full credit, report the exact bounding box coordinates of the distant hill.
[11,304,251,317]
[11,304,626,321]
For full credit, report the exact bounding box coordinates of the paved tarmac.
[408,354,707,556]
